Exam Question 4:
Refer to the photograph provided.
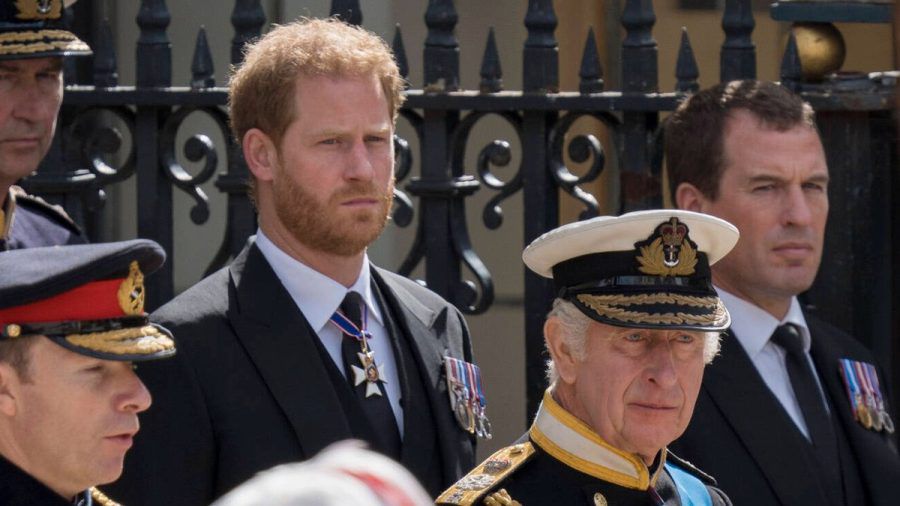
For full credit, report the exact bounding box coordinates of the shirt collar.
[255,229,383,333]
[528,390,666,490]
[716,287,811,357]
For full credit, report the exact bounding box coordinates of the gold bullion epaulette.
[436,442,535,506]
[90,487,122,506]
[10,185,81,232]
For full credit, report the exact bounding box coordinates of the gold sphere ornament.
[790,22,846,81]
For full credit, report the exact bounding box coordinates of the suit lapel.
[807,318,900,505]
[703,331,830,505]
[227,245,353,456]
[371,268,442,475]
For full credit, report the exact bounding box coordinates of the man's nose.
[118,369,153,414]
[344,139,375,181]
[645,341,678,388]
[782,185,813,227]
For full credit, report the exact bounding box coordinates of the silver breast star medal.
[352,347,388,398]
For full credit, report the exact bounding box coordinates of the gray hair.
[544,299,722,386]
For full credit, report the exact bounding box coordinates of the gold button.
[593,492,608,506]
[5,324,21,338]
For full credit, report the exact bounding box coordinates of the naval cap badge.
[635,217,698,277]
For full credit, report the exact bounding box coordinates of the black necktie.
[771,324,843,503]
[338,292,402,459]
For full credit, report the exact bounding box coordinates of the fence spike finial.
[330,0,362,26]
[523,0,558,93]
[136,0,172,88]
[231,0,266,66]
[579,27,603,94]
[721,0,756,82]
[93,18,118,87]
[392,24,410,84]
[780,32,803,92]
[191,27,215,89]
[479,27,502,93]
[424,0,460,92]
[621,0,657,93]
[675,27,699,93]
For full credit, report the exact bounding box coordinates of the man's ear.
[544,317,579,385]
[242,128,278,182]
[0,364,21,418]
[675,182,708,212]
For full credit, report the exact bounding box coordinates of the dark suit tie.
[338,291,402,459]
[771,323,843,504]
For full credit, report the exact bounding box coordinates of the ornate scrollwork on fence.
[451,112,525,231]
[392,108,423,229]
[160,106,230,225]
[66,106,137,211]
[548,112,618,220]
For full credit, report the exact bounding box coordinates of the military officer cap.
[0,0,90,60]
[523,209,739,331]
[0,239,176,361]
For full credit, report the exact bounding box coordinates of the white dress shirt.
[717,287,829,440]
[255,230,404,434]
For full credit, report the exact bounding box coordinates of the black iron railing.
[22,0,898,418]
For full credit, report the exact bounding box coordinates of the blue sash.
[664,462,712,506]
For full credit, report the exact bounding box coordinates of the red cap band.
[0,278,127,327]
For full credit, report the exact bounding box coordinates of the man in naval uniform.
[439,210,736,506]
[0,239,176,505]
[0,0,90,251]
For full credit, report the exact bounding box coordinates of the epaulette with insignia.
[90,487,122,506]
[665,450,717,485]
[11,186,82,234]
[436,442,535,506]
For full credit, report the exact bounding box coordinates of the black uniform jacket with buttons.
[0,454,95,506]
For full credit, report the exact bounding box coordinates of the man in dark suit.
[110,17,481,505]
[0,239,176,505]
[0,0,90,251]
[667,80,900,505]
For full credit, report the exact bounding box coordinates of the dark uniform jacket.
[0,454,117,506]
[439,391,731,506]
[671,314,900,506]
[109,243,477,505]
[0,186,85,251]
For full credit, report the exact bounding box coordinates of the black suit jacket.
[109,244,476,505]
[671,313,900,505]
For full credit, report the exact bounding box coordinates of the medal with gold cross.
[329,304,387,398]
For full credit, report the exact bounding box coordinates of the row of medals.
[453,385,492,440]
[855,393,894,434]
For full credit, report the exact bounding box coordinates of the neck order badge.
[330,301,387,398]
